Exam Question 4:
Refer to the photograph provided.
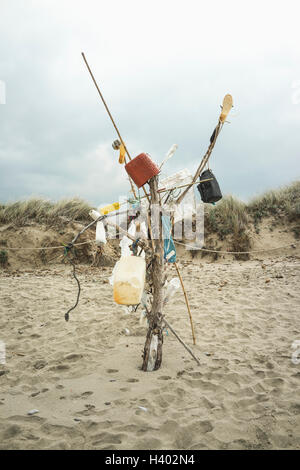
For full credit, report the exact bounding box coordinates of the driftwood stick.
[70,215,106,246]
[147,210,156,253]
[174,262,196,345]
[163,318,200,366]
[176,120,223,205]
[81,52,138,199]
[82,52,152,204]
[142,176,165,371]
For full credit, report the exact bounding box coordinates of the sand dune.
[0,255,299,450]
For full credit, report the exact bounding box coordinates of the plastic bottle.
[113,256,146,305]
[89,209,101,221]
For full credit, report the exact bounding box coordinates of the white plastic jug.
[113,256,146,305]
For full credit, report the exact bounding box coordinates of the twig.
[163,317,200,366]
[81,52,137,199]
[174,262,196,345]
[82,52,151,204]
[176,120,224,205]
[71,215,105,245]
[64,256,81,322]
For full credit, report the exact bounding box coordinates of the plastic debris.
[99,202,120,216]
[112,139,121,150]
[163,277,180,305]
[119,143,126,164]
[119,220,136,257]
[27,409,39,416]
[162,215,176,263]
[139,310,148,326]
[89,209,101,221]
[159,169,196,224]
[113,256,146,305]
[197,169,222,203]
[125,153,159,188]
[95,221,107,245]
[159,144,178,170]
[147,335,158,371]
[89,209,107,245]
[137,406,148,412]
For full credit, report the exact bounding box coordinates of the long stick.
[174,261,196,345]
[163,318,200,366]
[82,52,132,161]
[81,52,151,204]
[81,52,137,199]
[176,120,223,205]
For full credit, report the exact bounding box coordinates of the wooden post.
[142,176,165,371]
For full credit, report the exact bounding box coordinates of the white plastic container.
[113,256,146,305]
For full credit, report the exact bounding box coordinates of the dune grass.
[0,182,299,256]
[247,181,300,222]
[0,198,93,226]
[204,196,252,258]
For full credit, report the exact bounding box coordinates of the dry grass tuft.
[0,198,93,227]
[205,196,252,258]
[247,181,300,222]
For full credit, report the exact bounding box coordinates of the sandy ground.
[0,256,300,450]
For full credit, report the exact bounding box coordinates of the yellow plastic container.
[113,256,146,305]
[99,202,120,216]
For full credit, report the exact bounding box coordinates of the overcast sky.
[0,0,299,207]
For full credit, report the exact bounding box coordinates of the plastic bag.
[89,210,106,245]
[163,277,180,305]
[96,221,106,245]
[159,169,196,223]
[119,220,136,257]
[162,215,176,263]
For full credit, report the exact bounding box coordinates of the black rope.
[64,244,81,322]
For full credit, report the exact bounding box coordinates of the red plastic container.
[125,153,160,188]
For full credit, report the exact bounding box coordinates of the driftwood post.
[142,176,165,371]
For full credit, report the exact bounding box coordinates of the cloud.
[0,0,300,205]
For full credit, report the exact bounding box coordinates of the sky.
[0,0,300,207]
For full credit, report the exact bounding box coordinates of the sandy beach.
[1,254,299,450]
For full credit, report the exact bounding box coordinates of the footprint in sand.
[126,378,139,383]
[106,369,119,374]
[64,354,83,361]
[80,391,94,399]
